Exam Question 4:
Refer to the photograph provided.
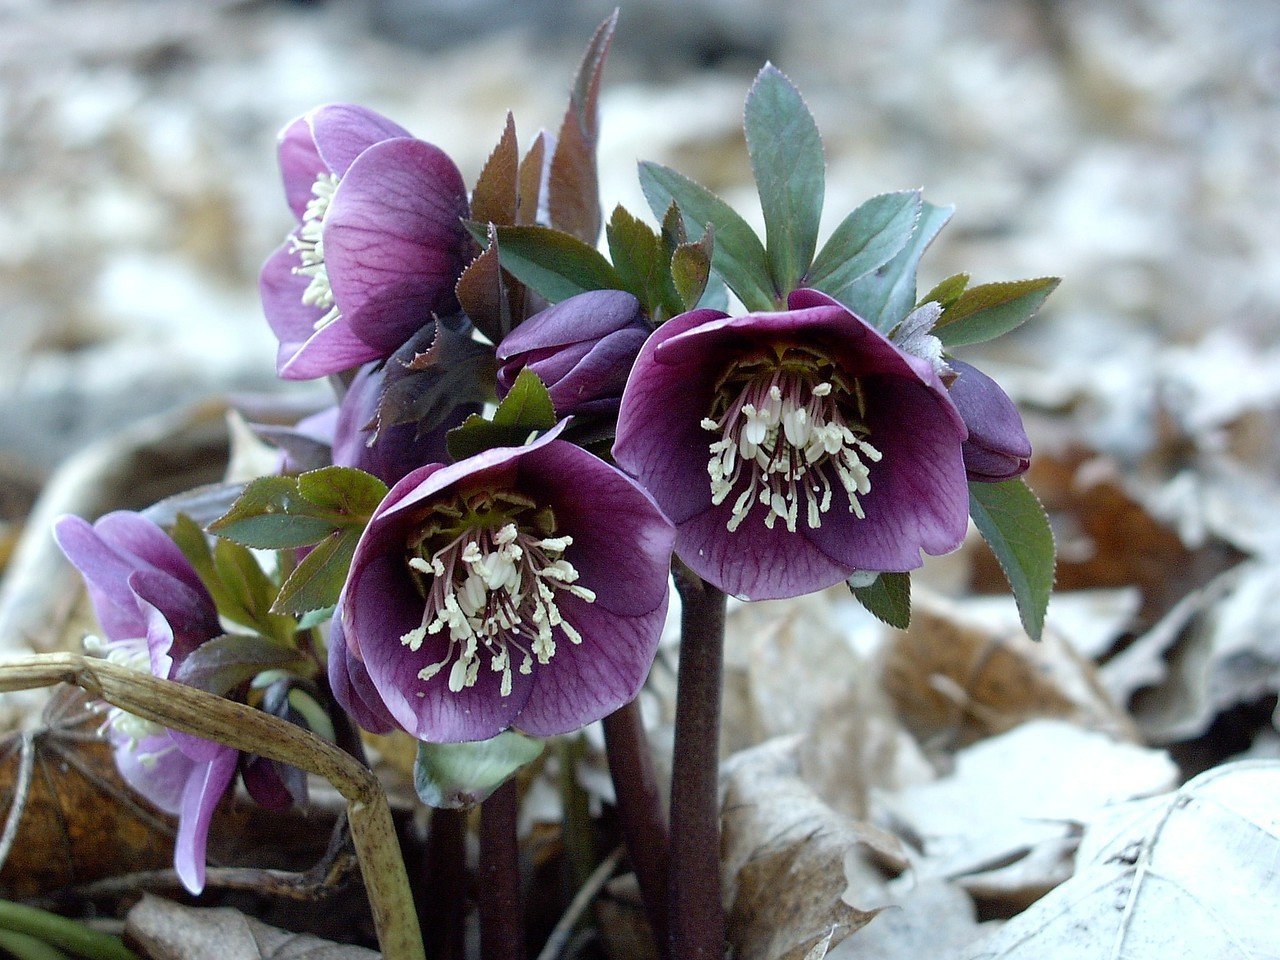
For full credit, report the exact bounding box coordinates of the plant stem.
[667,567,727,960]
[558,735,595,895]
[420,809,467,960]
[602,699,669,955]
[0,900,138,960]
[0,929,71,960]
[478,778,525,960]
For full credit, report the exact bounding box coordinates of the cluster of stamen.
[83,634,173,767]
[399,511,596,699]
[701,350,882,533]
[288,172,341,331]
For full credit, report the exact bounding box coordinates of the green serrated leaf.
[212,538,293,639]
[296,605,337,631]
[468,222,623,304]
[849,571,911,629]
[173,634,303,697]
[935,277,1060,347]
[808,190,921,293]
[919,272,970,309]
[414,733,545,809]
[271,528,361,617]
[296,466,387,525]
[968,479,1055,641]
[606,205,669,314]
[207,476,336,549]
[837,200,953,332]
[446,369,557,461]
[638,161,776,311]
[744,64,825,296]
[671,225,714,311]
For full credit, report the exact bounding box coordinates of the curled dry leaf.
[878,719,1178,909]
[962,761,1280,960]
[825,880,983,960]
[881,589,1135,752]
[127,894,379,960]
[721,737,904,960]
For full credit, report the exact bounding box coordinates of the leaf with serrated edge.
[468,222,623,304]
[457,242,515,345]
[517,131,546,227]
[208,476,336,549]
[271,528,360,616]
[919,272,969,309]
[639,161,776,311]
[745,64,825,295]
[671,226,714,311]
[849,571,911,629]
[471,112,519,228]
[446,369,557,461]
[968,479,1055,641]
[547,11,616,244]
[807,190,921,293]
[935,277,1060,347]
[837,200,952,331]
[414,733,544,809]
[212,537,292,640]
[606,205,668,314]
[296,466,387,524]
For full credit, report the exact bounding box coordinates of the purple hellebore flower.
[613,288,970,600]
[53,511,237,895]
[260,103,470,380]
[947,359,1032,482]
[495,290,651,418]
[338,431,675,742]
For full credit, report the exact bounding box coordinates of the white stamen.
[289,173,342,330]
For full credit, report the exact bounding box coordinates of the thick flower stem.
[667,568,727,960]
[479,778,525,960]
[602,699,669,956]
[421,809,467,960]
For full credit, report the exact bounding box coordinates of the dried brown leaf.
[127,894,379,960]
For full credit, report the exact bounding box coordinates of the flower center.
[84,634,169,762]
[288,172,341,331]
[398,501,596,698]
[701,348,882,533]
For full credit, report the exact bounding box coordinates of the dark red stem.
[479,778,525,960]
[420,808,467,960]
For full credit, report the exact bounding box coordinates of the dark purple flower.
[338,432,675,742]
[613,288,970,600]
[947,359,1032,482]
[53,511,236,894]
[495,290,650,417]
[261,104,470,380]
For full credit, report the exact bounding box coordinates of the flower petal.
[173,747,238,895]
[308,103,412,179]
[130,570,221,679]
[328,616,398,734]
[324,138,469,354]
[948,359,1031,481]
[495,290,643,359]
[113,732,194,815]
[277,115,326,221]
[54,514,150,640]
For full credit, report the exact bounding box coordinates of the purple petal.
[544,327,648,415]
[324,138,469,354]
[173,747,238,895]
[260,244,384,380]
[496,290,643,359]
[515,592,669,737]
[94,512,206,597]
[277,115,326,220]
[332,363,453,486]
[130,570,221,679]
[241,756,300,811]
[948,359,1032,482]
[328,616,398,734]
[113,733,194,815]
[54,514,150,640]
[308,104,412,179]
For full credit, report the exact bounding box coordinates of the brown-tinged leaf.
[456,237,524,346]
[516,131,546,226]
[670,226,714,311]
[127,895,379,960]
[881,589,1136,749]
[721,738,891,960]
[372,321,497,440]
[470,112,519,229]
[547,11,616,244]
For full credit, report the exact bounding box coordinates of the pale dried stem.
[0,653,424,960]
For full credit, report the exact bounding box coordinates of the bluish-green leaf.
[808,190,921,293]
[446,369,558,461]
[849,571,911,629]
[606,205,670,315]
[467,222,623,304]
[968,479,1055,641]
[744,64,825,296]
[918,272,969,309]
[207,476,336,549]
[836,200,953,332]
[270,528,361,617]
[671,226,714,311]
[935,277,1060,347]
[638,161,776,311]
[414,732,545,809]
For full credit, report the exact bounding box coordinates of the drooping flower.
[613,288,970,600]
[338,431,675,742]
[946,359,1032,482]
[53,512,237,894]
[495,290,650,418]
[260,104,470,380]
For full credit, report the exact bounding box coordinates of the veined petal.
[307,103,412,179]
[277,115,326,220]
[173,747,238,895]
